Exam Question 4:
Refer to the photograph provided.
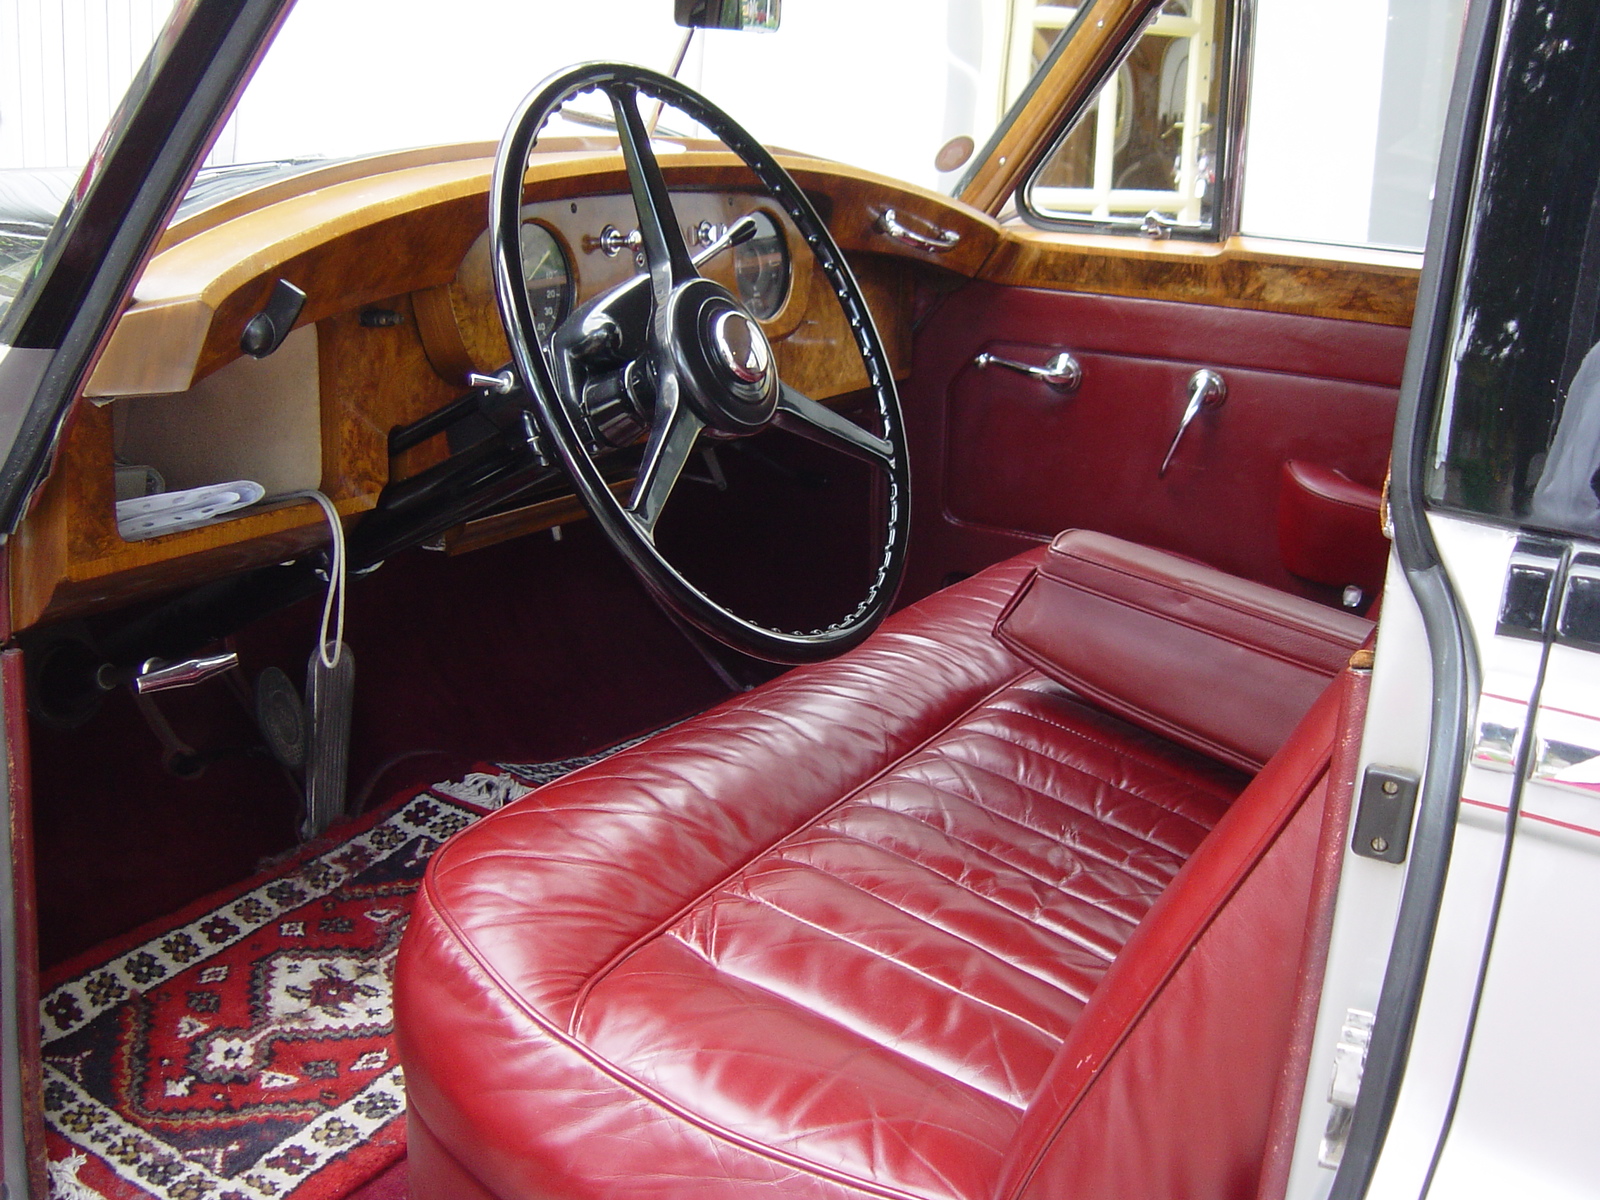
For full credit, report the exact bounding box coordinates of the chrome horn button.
[710,308,772,386]
[666,279,778,433]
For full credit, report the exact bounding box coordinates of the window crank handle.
[1159,368,1227,477]
[974,349,1083,393]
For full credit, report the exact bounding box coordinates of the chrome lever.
[878,207,960,253]
[1159,368,1227,477]
[134,651,240,695]
[974,350,1082,393]
[690,214,758,267]
[468,369,517,395]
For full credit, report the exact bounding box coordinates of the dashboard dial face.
[519,221,573,340]
[732,211,789,320]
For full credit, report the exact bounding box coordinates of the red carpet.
[38,763,564,1200]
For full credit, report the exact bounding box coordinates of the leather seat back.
[995,672,1350,1200]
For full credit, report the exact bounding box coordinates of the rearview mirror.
[675,0,780,31]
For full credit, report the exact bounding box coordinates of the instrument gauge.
[518,221,573,340]
[732,211,789,320]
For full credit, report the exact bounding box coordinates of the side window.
[1020,0,1232,236]
[1016,0,1466,250]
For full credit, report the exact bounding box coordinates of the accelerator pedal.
[274,488,354,841]
[302,642,355,839]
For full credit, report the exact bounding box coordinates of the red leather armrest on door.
[1278,459,1390,593]
[995,531,1371,772]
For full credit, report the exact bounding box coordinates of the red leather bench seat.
[395,546,1363,1200]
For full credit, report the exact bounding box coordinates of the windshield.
[223,0,1003,184]
[1,0,1054,326]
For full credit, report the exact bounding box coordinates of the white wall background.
[1241,0,1390,246]
[0,0,172,171]
[1242,0,1467,249]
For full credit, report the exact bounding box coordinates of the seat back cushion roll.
[995,530,1372,772]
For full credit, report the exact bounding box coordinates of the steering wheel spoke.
[774,384,895,466]
[606,82,697,312]
[493,64,909,662]
[626,386,704,539]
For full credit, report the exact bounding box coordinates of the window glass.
[1242,0,1467,251]
[1427,4,1600,536]
[4,0,1092,322]
[161,0,1064,197]
[1021,0,1230,234]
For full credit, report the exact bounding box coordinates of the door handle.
[877,207,960,253]
[1159,368,1228,477]
[974,349,1083,393]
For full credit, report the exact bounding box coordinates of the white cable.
[278,489,346,669]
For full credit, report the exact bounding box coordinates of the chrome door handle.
[974,349,1082,393]
[1159,368,1228,477]
[878,207,960,253]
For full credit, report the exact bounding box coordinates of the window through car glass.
[1426,2,1600,537]
[1021,0,1230,236]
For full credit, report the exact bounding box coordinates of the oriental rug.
[41,744,646,1200]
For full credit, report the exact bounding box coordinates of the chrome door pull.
[1159,368,1227,477]
[878,208,960,253]
[974,349,1083,393]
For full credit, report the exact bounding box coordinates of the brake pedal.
[255,666,308,772]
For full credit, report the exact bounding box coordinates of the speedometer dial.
[732,210,789,320]
[519,221,573,340]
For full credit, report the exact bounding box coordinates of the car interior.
[8,7,1427,1198]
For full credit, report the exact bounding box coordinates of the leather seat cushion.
[396,551,1248,1200]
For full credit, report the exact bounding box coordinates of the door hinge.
[1319,1008,1375,1169]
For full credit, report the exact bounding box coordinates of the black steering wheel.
[489,63,910,663]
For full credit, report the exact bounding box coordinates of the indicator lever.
[239,279,308,358]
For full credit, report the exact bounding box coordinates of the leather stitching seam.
[414,883,921,1200]
[563,664,1035,1029]
[665,883,1056,1107]
[971,714,1236,828]
[926,738,1211,873]
[1030,561,1359,666]
[954,709,1233,833]
[783,827,1109,995]
[993,686,1247,802]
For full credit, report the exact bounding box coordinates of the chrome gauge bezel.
[731,208,790,321]
[517,217,575,341]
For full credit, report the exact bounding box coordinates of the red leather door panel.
[901,282,1409,606]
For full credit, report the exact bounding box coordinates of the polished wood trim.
[8,295,457,630]
[959,0,1156,215]
[156,143,498,253]
[8,401,372,628]
[22,147,940,630]
[88,151,999,399]
[411,284,476,385]
[980,228,1421,326]
[443,480,633,557]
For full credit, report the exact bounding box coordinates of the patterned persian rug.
[42,742,648,1200]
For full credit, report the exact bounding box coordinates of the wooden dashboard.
[8,149,1001,631]
[6,140,1420,634]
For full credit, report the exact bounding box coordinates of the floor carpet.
[40,746,644,1200]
